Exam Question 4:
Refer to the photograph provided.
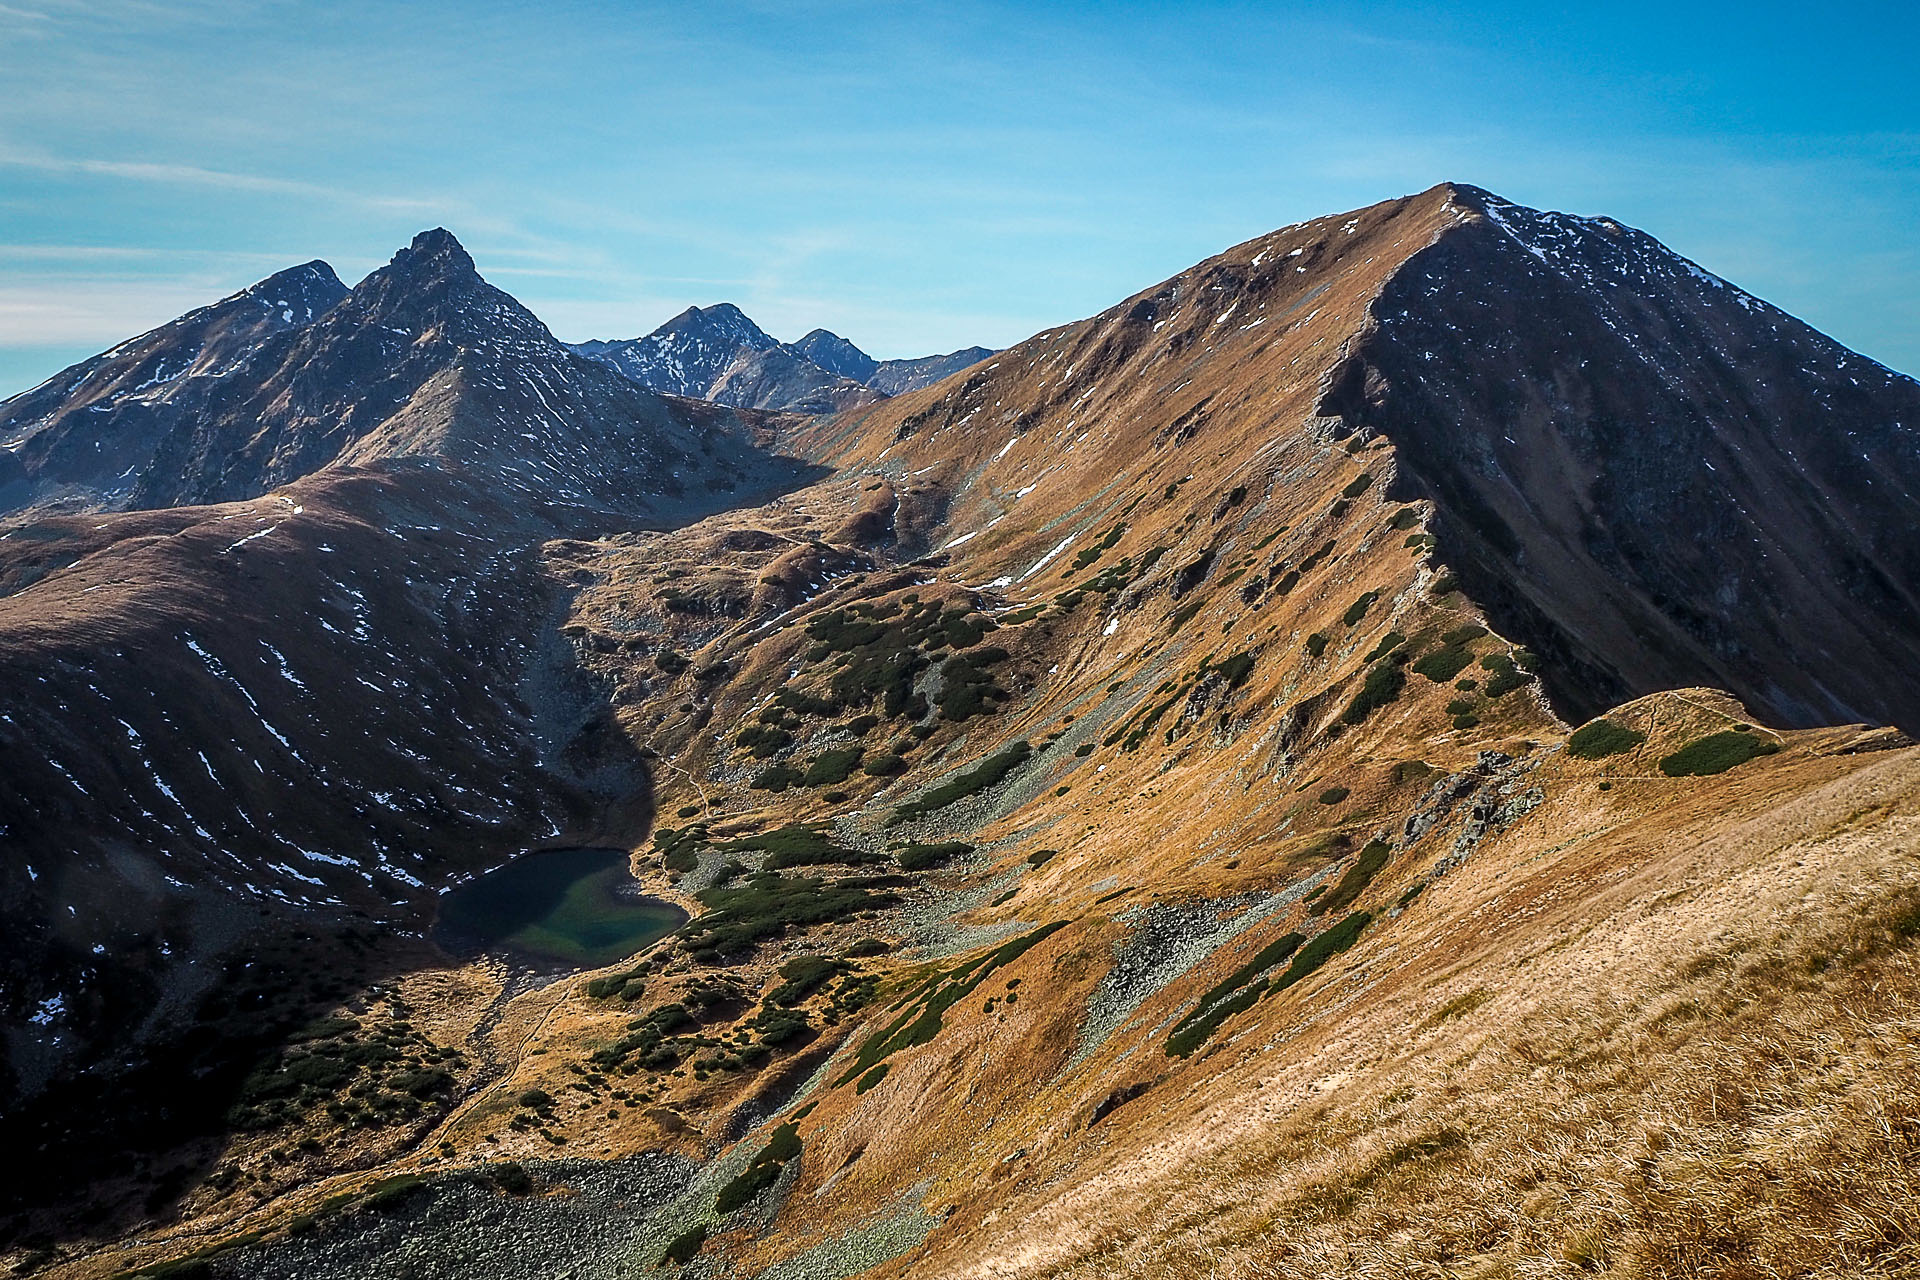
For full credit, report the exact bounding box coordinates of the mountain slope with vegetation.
[5,186,1919,1280]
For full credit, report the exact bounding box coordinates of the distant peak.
[792,328,877,381]
[655,303,775,349]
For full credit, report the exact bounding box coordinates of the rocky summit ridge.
[573,307,998,413]
[3,185,1919,1280]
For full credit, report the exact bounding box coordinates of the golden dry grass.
[913,788,1920,1280]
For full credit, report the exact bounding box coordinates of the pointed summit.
[390,227,477,280]
[0,227,796,515]
[341,227,494,327]
[574,302,780,399]
[803,183,1920,731]
[792,328,878,382]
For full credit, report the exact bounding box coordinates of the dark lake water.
[434,847,687,969]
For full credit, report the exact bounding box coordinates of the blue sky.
[2,0,1916,396]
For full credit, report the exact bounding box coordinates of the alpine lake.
[434,846,686,969]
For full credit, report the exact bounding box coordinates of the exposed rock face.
[0,261,348,513]
[1320,185,1920,730]
[0,230,769,517]
[574,302,783,399]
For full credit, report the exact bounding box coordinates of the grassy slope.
[54,185,1920,1280]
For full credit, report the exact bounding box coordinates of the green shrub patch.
[1478,651,1533,697]
[1412,645,1475,683]
[776,688,840,717]
[1310,840,1392,917]
[715,1122,802,1214]
[1341,660,1406,724]
[890,741,1032,824]
[766,955,849,1007]
[1568,718,1646,759]
[1266,911,1372,997]
[1213,650,1258,689]
[802,597,1000,722]
[716,824,884,871]
[841,923,1068,1081]
[897,840,973,871]
[802,747,865,786]
[229,1005,467,1134]
[1297,540,1337,574]
[736,723,794,759]
[661,1225,707,1265]
[681,874,901,960]
[937,647,1013,722]
[1161,910,1377,1055]
[1659,730,1780,777]
[750,763,805,792]
[1363,631,1407,662]
[1165,930,1307,1058]
[585,965,649,1001]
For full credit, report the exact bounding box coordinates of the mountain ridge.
[574,309,998,412]
[5,186,1920,1279]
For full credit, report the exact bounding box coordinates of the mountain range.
[571,303,995,414]
[3,184,1918,1280]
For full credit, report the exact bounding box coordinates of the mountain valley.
[2,184,1918,1280]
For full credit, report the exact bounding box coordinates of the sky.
[2,0,1916,396]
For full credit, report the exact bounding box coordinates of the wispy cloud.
[0,276,239,347]
[0,148,439,215]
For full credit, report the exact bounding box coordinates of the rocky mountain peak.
[667,302,777,350]
[394,226,477,278]
[792,328,879,382]
[237,260,348,323]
